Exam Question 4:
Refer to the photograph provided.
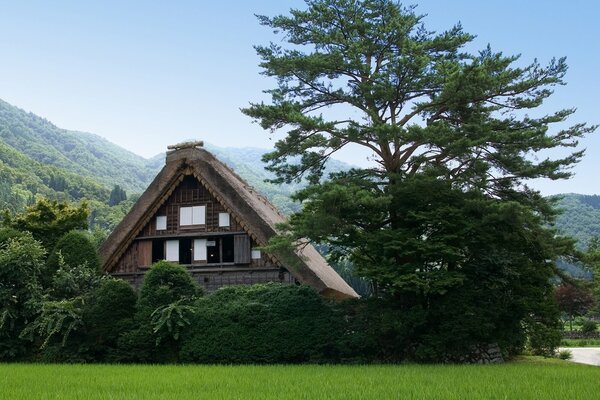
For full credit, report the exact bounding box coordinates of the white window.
[180,205,205,226]
[251,248,262,260]
[166,240,179,262]
[156,216,167,231]
[218,212,230,227]
[193,239,207,261]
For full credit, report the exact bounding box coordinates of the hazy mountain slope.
[552,194,600,249]
[0,99,156,193]
[0,140,109,212]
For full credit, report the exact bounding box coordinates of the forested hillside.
[0,99,157,193]
[0,140,109,211]
[553,194,600,249]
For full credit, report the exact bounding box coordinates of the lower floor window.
[149,234,250,265]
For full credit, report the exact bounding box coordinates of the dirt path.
[560,347,600,366]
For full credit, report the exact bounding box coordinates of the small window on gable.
[251,248,262,260]
[180,205,205,226]
[218,212,230,227]
[156,216,167,231]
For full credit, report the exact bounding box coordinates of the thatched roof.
[99,145,358,299]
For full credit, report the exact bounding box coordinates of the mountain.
[552,194,600,250]
[0,99,157,193]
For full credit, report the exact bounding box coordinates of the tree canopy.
[243,0,595,356]
[244,0,593,193]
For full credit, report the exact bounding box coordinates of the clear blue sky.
[0,1,598,195]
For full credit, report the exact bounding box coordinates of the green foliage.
[114,261,201,363]
[83,278,137,360]
[47,230,101,280]
[108,185,127,206]
[21,297,85,349]
[580,319,598,334]
[0,227,26,246]
[0,233,45,360]
[180,283,343,363]
[245,0,593,360]
[150,298,196,344]
[49,259,104,300]
[3,198,88,252]
[244,0,593,187]
[553,194,600,249]
[557,349,572,360]
[0,98,159,194]
[560,338,600,347]
[138,261,201,313]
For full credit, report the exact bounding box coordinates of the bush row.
[1,226,554,363]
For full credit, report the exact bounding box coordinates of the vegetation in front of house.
[0,198,559,363]
[1,360,599,400]
[560,338,600,347]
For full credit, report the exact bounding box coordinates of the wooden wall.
[111,174,277,274]
[113,268,296,293]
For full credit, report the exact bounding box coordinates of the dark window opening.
[222,236,234,263]
[152,239,165,263]
[207,238,220,264]
[179,238,192,265]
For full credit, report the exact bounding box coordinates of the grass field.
[1,357,598,399]
[560,338,600,347]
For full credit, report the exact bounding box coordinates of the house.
[99,141,358,299]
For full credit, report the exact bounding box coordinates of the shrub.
[180,283,343,364]
[0,227,26,246]
[558,349,572,360]
[114,261,201,363]
[137,261,201,313]
[0,234,45,360]
[46,231,101,280]
[581,319,598,334]
[84,278,137,360]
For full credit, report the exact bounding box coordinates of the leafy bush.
[84,279,137,360]
[581,319,598,334]
[180,283,343,364]
[114,261,201,363]
[0,234,45,360]
[558,349,572,360]
[46,230,101,279]
[137,261,201,313]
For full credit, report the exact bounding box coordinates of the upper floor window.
[156,215,167,231]
[180,205,205,226]
[218,212,230,227]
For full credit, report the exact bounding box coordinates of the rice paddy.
[1,357,597,399]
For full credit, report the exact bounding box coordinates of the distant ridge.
[0,99,157,193]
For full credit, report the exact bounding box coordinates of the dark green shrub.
[84,278,137,359]
[0,234,45,360]
[180,283,343,364]
[0,227,26,246]
[114,261,201,363]
[137,261,201,313]
[46,230,101,278]
[581,319,598,334]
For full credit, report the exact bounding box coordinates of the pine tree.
[243,0,595,358]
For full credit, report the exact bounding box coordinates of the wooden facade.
[110,176,287,291]
[100,143,358,299]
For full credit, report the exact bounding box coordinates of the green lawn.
[1,357,598,399]
[561,338,600,347]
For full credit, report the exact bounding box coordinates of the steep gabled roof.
[99,145,358,299]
